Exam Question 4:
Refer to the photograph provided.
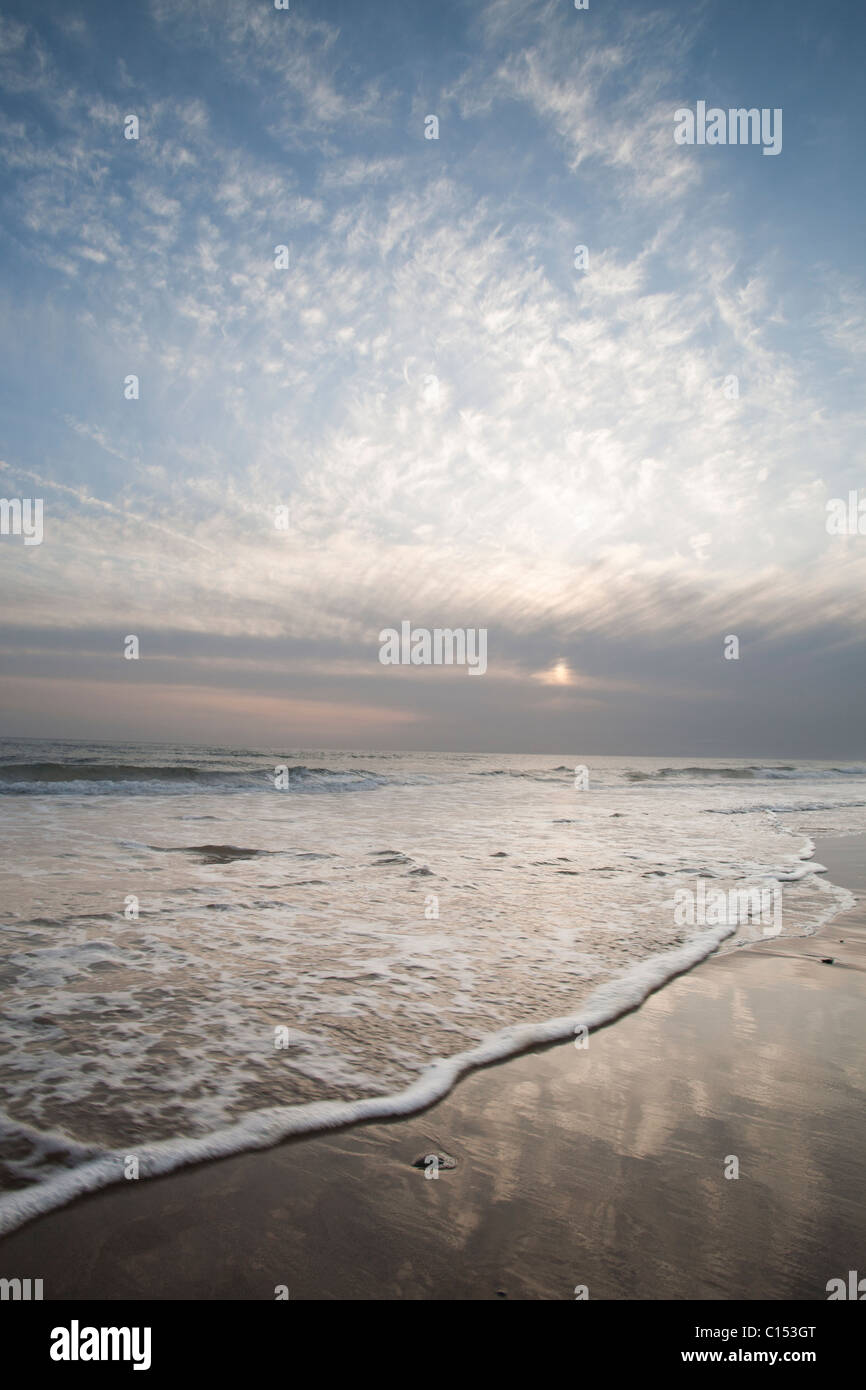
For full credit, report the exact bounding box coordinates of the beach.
[2,832,862,1301]
[2,0,864,1328]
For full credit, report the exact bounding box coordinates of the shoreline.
[0,827,838,1238]
[1,832,863,1299]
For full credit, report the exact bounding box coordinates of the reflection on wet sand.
[1,838,863,1300]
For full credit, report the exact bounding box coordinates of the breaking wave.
[625,765,865,783]
[0,762,391,795]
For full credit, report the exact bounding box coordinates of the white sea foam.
[0,921,736,1237]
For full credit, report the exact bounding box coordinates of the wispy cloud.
[0,0,863,749]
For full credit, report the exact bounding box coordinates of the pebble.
[412,1151,457,1170]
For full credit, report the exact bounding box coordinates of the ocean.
[1,739,864,1234]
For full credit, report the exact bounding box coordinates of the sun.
[532,660,575,687]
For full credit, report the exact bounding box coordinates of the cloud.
[0,0,863,749]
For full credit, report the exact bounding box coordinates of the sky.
[0,0,864,756]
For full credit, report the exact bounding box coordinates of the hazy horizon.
[2,734,864,762]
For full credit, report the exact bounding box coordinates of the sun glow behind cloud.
[533,661,575,687]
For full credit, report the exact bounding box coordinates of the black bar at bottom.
[5,1298,861,1376]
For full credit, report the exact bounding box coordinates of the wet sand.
[2,834,863,1300]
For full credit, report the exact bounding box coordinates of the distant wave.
[4,758,863,794]
[0,762,226,782]
[473,768,570,781]
[0,762,390,795]
[625,765,865,782]
[472,763,866,785]
[627,765,782,781]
